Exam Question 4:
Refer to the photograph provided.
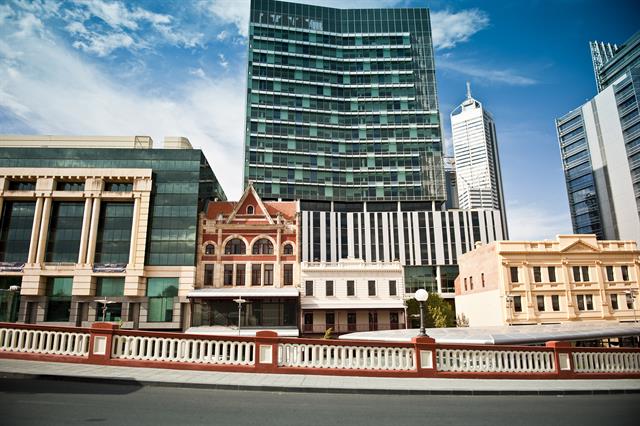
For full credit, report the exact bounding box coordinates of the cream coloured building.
[454,235,640,327]
[300,258,406,334]
[0,135,226,330]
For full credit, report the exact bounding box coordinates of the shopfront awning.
[187,287,300,298]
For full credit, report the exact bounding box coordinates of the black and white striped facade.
[299,201,504,265]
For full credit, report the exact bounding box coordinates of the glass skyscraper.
[556,31,640,244]
[244,0,445,201]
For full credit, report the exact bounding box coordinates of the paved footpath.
[1,358,639,395]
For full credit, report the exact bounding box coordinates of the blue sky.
[0,0,638,240]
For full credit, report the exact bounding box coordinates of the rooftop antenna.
[466,81,472,100]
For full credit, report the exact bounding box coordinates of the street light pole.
[94,299,114,322]
[233,298,247,335]
[414,289,429,337]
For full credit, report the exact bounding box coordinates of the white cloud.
[216,30,229,41]
[72,32,137,57]
[506,201,572,241]
[430,9,489,50]
[0,18,246,198]
[218,53,229,69]
[189,67,207,78]
[438,57,537,86]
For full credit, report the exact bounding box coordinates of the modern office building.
[298,200,505,301]
[455,235,639,327]
[189,183,300,336]
[591,31,640,93]
[556,31,640,244]
[244,0,445,201]
[0,135,226,330]
[451,83,508,236]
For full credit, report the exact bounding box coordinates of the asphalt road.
[1,377,638,426]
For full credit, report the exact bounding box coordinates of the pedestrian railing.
[0,322,638,379]
[436,348,555,373]
[572,350,640,373]
[111,334,254,366]
[278,343,415,371]
[0,326,89,357]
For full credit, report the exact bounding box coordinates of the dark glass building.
[245,0,445,201]
[0,136,226,329]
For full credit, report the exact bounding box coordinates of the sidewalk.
[1,358,639,395]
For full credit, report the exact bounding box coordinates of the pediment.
[226,182,274,225]
[559,239,600,253]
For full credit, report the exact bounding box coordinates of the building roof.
[339,321,640,345]
[206,183,296,221]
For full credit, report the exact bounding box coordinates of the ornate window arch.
[252,238,274,255]
[224,238,246,255]
[204,243,215,255]
[246,205,255,215]
[282,242,294,255]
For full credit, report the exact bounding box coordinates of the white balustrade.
[0,327,89,357]
[278,343,415,371]
[572,351,640,373]
[111,335,255,366]
[436,349,555,373]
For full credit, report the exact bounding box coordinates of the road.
[0,377,638,426]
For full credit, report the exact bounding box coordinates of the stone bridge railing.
[0,322,639,379]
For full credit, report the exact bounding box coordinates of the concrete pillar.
[275,229,282,287]
[594,260,609,318]
[27,197,44,264]
[128,196,141,265]
[561,260,575,319]
[85,198,101,264]
[35,197,52,263]
[77,198,93,264]
[245,262,252,287]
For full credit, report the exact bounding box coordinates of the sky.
[0,0,639,241]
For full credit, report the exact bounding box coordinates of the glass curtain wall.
[45,202,84,263]
[94,202,134,264]
[0,201,35,262]
[45,277,73,321]
[146,277,178,322]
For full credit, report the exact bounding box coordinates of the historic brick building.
[190,184,300,335]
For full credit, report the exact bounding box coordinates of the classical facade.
[0,135,226,330]
[455,235,640,327]
[189,184,299,336]
[300,258,405,334]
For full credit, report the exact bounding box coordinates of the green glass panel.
[96,277,125,297]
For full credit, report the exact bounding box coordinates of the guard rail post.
[413,335,437,377]
[255,330,279,373]
[88,322,118,364]
[546,340,574,379]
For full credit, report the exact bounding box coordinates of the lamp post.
[95,298,114,322]
[403,298,409,330]
[625,290,638,323]
[233,298,247,335]
[414,289,429,337]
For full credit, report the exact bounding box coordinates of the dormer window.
[247,205,255,215]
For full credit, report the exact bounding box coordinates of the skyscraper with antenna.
[450,83,508,237]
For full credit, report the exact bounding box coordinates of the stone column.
[35,197,52,263]
[275,228,282,287]
[85,198,101,264]
[77,198,93,264]
[27,197,44,264]
[594,260,609,318]
[561,259,575,319]
[128,195,141,265]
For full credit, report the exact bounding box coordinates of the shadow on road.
[0,375,143,395]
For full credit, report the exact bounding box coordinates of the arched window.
[246,205,255,215]
[252,238,273,254]
[205,244,215,255]
[283,243,294,255]
[224,238,246,255]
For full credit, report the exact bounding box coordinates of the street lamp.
[625,290,638,323]
[414,289,429,337]
[233,298,247,335]
[95,298,115,322]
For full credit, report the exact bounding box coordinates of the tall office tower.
[450,83,508,237]
[556,31,640,244]
[590,31,640,93]
[244,0,445,202]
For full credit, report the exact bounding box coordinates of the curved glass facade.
[245,0,445,201]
